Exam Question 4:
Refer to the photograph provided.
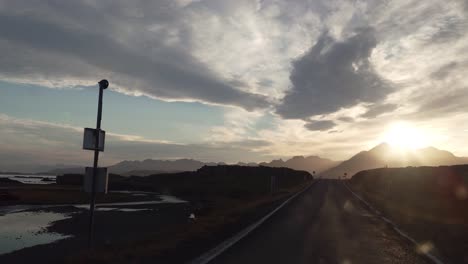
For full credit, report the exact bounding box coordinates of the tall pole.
[87,79,108,248]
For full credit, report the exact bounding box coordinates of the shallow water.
[0,174,56,185]
[0,193,187,255]
[0,194,187,216]
[0,211,71,255]
[73,195,187,211]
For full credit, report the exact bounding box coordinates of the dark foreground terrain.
[3,165,466,263]
[6,180,431,264]
[210,180,430,264]
[0,166,311,263]
[349,166,468,263]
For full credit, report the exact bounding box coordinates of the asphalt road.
[211,180,430,264]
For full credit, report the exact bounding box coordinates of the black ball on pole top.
[98,79,109,89]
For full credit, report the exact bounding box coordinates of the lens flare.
[383,122,429,150]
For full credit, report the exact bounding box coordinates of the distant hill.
[236,162,258,167]
[259,155,339,175]
[108,159,208,174]
[46,159,222,176]
[119,170,182,177]
[37,145,468,178]
[2,164,80,174]
[46,167,86,175]
[108,156,340,176]
[46,156,338,176]
[57,165,312,196]
[324,143,468,178]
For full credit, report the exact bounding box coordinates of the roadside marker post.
[82,79,109,249]
[84,167,108,194]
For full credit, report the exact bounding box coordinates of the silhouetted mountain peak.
[291,156,305,160]
[324,144,468,178]
[369,142,391,153]
[260,155,339,174]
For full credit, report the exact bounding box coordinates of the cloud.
[0,114,272,169]
[0,2,269,111]
[428,15,466,44]
[415,89,468,116]
[2,0,468,165]
[256,79,275,88]
[338,117,354,122]
[304,120,336,131]
[107,140,271,163]
[430,61,464,80]
[276,28,393,120]
[361,103,398,118]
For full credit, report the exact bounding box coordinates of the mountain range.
[324,143,468,178]
[44,155,338,176]
[46,159,224,176]
[16,143,468,178]
[259,156,339,175]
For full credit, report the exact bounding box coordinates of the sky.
[0,0,468,169]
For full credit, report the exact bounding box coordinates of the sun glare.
[383,122,429,150]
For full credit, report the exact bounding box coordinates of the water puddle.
[73,195,187,211]
[89,195,187,206]
[0,194,187,215]
[0,174,56,185]
[72,206,153,212]
[0,211,71,255]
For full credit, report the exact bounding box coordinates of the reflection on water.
[73,195,187,211]
[0,193,186,254]
[0,174,56,185]
[0,211,71,255]
[0,194,187,215]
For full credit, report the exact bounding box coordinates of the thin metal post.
[88,83,105,248]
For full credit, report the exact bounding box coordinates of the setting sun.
[383,122,429,150]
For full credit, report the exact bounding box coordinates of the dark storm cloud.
[304,120,336,131]
[361,103,398,118]
[0,2,269,110]
[276,28,393,120]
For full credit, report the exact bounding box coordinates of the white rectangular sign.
[83,128,105,151]
[84,167,108,194]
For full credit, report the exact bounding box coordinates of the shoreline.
[0,181,310,263]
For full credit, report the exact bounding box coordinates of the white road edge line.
[342,182,444,264]
[188,181,318,264]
